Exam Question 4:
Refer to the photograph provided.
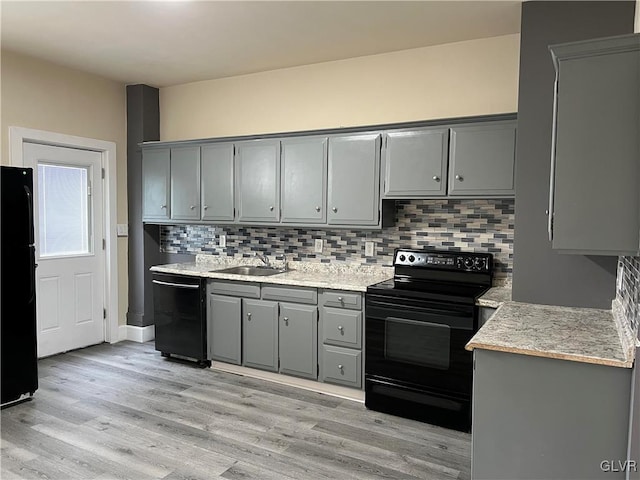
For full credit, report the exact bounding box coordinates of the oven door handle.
[367,299,472,318]
[386,316,452,329]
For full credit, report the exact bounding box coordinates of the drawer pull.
[247,312,252,320]
[337,325,344,332]
[283,317,289,325]
[338,364,344,371]
[338,296,343,302]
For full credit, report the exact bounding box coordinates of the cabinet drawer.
[321,307,361,348]
[209,280,260,298]
[321,345,362,389]
[261,285,317,304]
[320,290,362,310]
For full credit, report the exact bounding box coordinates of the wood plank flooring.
[1,341,471,479]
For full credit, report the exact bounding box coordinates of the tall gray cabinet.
[548,34,640,255]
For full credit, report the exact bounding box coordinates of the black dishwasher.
[152,273,209,366]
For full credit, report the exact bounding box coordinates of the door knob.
[269,205,274,211]
[283,317,289,325]
[455,175,463,181]
[189,205,196,210]
[338,325,344,332]
[332,207,338,213]
[338,364,344,371]
[315,206,321,212]
[247,312,252,319]
[432,176,440,182]
[203,205,209,211]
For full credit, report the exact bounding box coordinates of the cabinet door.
[170,146,201,221]
[208,294,241,364]
[448,121,516,196]
[236,140,280,223]
[242,299,278,372]
[383,128,448,197]
[281,137,327,224]
[551,42,639,254]
[142,148,170,221]
[279,303,318,380]
[327,133,381,225]
[201,144,235,222]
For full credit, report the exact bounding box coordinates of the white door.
[24,143,105,357]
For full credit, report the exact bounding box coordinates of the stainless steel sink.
[212,265,286,276]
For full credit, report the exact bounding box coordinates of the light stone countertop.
[476,285,512,308]
[466,301,635,368]
[150,255,393,292]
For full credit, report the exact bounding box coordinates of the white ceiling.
[1,1,522,88]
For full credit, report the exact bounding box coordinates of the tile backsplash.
[616,256,640,338]
[161,199,514,283]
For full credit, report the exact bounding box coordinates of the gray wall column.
[512,1,635,308]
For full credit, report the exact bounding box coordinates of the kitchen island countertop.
[466,301,636,368]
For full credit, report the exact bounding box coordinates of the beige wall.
[1,50,128,327]
[160,34,520,141]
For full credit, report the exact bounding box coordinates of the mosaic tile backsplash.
[616,256,640,339]
[161,199,514,283]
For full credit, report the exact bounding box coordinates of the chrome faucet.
[255,252,270,267]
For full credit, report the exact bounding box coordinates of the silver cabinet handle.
[337,296,343,302]
[315,206,321,212]
[152,279,199,289]
[247,312,252,319]
[332,207,338,213]
[161,205,167,209]
[190,205,196,210]
[432,175,440,182]
[338,364,344,370]
[338,325,344,331]
[269,205,274,211]
[203,205,209,210]
[455,175,463,181]
[283,317,289,325]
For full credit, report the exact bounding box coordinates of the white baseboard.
[211,361,364,403]
[126,325,155,343]
[117,325,128,342]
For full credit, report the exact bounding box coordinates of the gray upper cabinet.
[327,133,381,225]
[279,303,318,380]
[382,128,448,198]
[448,121,517,197]
[170,146,201,221]
[281,137,327,224]
[242,299,279,372]
[142,148,171,221]
[549,35,640,255]
[201,143,235,222]
[236,140,280,223]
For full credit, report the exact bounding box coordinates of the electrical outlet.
[314,239,323,253]
[365,241,375,257]
[219,234,226,248]
[116,224,128,237]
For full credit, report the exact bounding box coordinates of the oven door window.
[385,317,450,370]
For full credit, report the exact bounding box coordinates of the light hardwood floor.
[1,341,471,479]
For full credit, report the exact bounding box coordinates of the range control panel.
[394,249,492,272]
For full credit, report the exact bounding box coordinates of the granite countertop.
[466,301,635,368]
[476,284,512,308]
[150,255,393,292]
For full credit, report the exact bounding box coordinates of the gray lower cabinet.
[281,137,327,224]
[208,294,241,365]
[170,146,201,221]
[279,303,318,379]
[201,143,235,222]
[318,290,364,389]
[242,298,279,372]
[236,139,280,223]
[382,127,448,198]
[142,148,170,221]
[448,121,516,197]
[472,349,631,480]
[327,133,381,225]
[549,35,640,255]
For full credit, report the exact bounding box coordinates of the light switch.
[219,234,226,248]
[116,224,128,237]
[314,239,323,253]
[365,241,375,257]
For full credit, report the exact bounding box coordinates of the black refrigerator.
[1,166,38,405]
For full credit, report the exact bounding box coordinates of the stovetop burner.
[367,248,493,304]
